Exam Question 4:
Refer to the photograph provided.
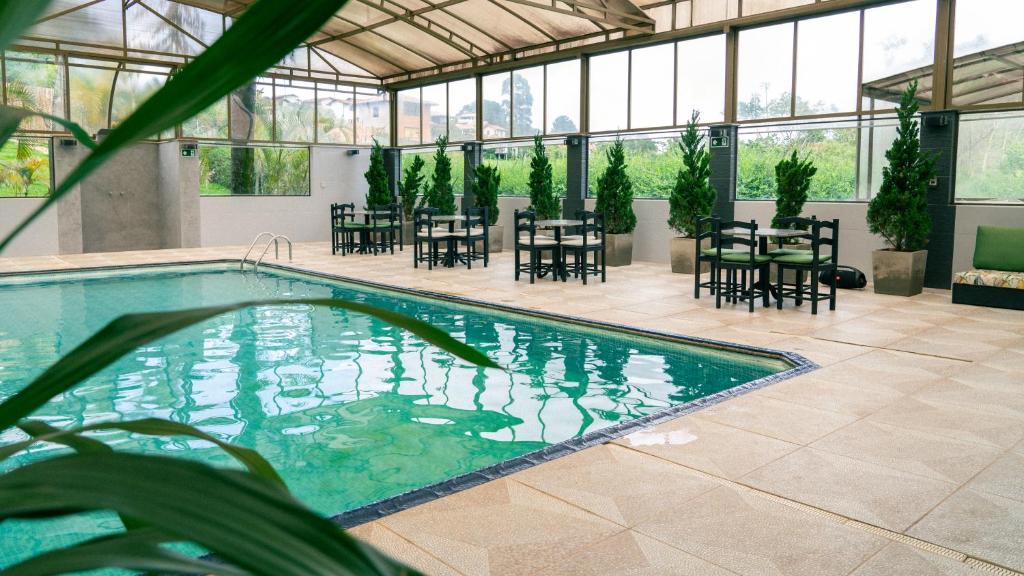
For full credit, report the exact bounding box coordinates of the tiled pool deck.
[3,244,1022,576]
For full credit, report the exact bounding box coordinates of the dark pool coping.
[0,258,818,528]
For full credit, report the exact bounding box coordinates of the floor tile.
[868,396,1024,449]
[541,530,739,576]
[698,393,859,445]
[908,488,1024,573]
[634,485,887,576]
[758,375,905,417]
[966,451,1024,503]
[348,522,463,576]
[741,447,958,531]
[613,414,800,480]
[850,543,973,576]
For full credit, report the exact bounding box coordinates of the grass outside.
[0,139,51,198]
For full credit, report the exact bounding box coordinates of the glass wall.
[737,23,794,120]
[952,0,1024,107]
[861,0,936,109]
[956,111,1024,202]
[0,137,51,197]
[484,59,580,140]
[588,52,629,132]
[198,145,310,196]
[588,134,683,199]
[482,141,568,197]
[2,51,65,132]
[677,35,726,124]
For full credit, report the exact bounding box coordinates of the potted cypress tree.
[398,154,425,245]
[472,163,503,252]
[668,112,715,274]
[770,150,817,284]
[425,135,457,215]
[363,139,392,208]
[866,81,936,296]
[528,135,560,220]
[595,138,637,266]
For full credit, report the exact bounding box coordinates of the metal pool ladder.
[241,232,292,272]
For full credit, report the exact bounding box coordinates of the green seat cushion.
[772,253,832,265]
[767,247,809,256]
[700,248,747,257]
[339,222,367,229]
[720,253,772,264]
[973,226,1024,273]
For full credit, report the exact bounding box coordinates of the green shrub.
[595,138,637,234]
[472,163,500,225]
[424,135,457,215]
[398,154,425,220]
[668,112,714,237]
[363,138,391,208]
[772,150,817,229]
[867,81,936,252]
[528,135,560,219]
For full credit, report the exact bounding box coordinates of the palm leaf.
[0,298,499,431]
[0,452,416,576]
[2,528,249,576]
[0,0,350,252]
[2,417,285,489]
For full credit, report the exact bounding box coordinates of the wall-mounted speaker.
[346,149,360,156]
[59,138,77,147]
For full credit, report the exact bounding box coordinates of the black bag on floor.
[820,265,867,289]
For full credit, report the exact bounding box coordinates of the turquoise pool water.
[0,264,789,566]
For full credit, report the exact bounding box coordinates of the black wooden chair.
[367,203,398,255]
[331,203,364,256]
[459,206,489,269]
[715,220,772,313]
[514,209,559,284]
[413,207,453,269]
[773,217,839,314]
[694,215,721,298]
[561,210,606,284]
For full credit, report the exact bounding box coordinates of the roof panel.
[374,21,474,63]
[419,9,511,52]
[494,0,602,38]
[446,0,552,47]
[344,30,438,70]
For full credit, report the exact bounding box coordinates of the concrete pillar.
[564,134,589,218]
[53,137,87,254]
[709,124,738,222]
[461,141,483,209]
[383,147,401,202]
[920,110,959,289]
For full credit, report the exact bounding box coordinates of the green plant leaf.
[0,0,350,253]
[0,298,499,431]
[0,108,97,150]
[3,417,286,489]
[0,1,53,55]
[0,528,246,576]
[0,452,416,576]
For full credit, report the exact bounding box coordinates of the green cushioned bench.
[952,225,1024,311]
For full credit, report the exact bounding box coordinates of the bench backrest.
[974,225,1024,273]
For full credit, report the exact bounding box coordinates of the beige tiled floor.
[2,243,1022,575]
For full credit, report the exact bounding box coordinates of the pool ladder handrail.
[253,234,292,272]
[240,232,277,271]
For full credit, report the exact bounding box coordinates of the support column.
[709,124,738,221]
[383,147,401,202]
[921,110,959,289]
[461,141,483,209]
[564,134,588,218]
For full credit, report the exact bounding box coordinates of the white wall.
[199,147,369,246]
[0,199,60,257]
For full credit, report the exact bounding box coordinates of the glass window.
[396,88,421,146]
[3,52,65,132]
[198,145,309,196]
[856,114,899,200]
[317,85,354,144]
[0,136,51,197]
[677,35,725,124]
[588,135,680,198]
[69,61,116,136]
[422,83,447,142]
[512,65,543,137]
[861,0,936,109]
[448,78,476,142]
[796,12,859,115]
[630,44,675,129]
[546,60,580,134]
[737,23,794,120]
[275,82,316,142]
[355,88,389,145]
[952,0,1024,107]
[229,80,273,141]
[111,70,168,128]
[955,111,1024,202]
[737,121,858,201]
[589,52,629,132]
[481,72,510,140]
[482,141,568,196]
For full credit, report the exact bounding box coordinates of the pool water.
[0,264,789,566]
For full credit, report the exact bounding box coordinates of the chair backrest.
[413,207,437,235]
[367,204,395,226]
[331,203,355,225]
[574,210,604,247]
[695,215,720,258]
[774,216,815,245]
[464,206,487,234]
[810,218,839,263]
[719,219,759,260]
[515,209,539,244]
